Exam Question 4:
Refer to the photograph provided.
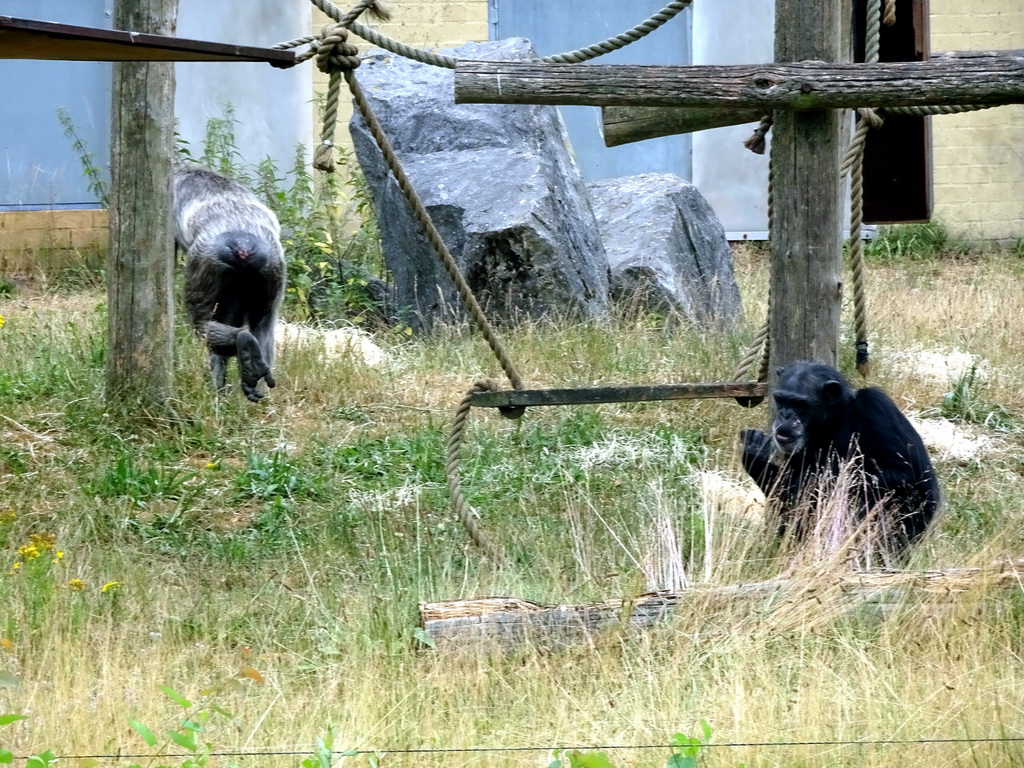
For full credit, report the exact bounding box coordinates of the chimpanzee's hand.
[740,428,773,460]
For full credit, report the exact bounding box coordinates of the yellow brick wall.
[313,0,490,157]
[0,209,107,275]
[930,0,1024,242]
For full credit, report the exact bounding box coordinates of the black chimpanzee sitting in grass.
[740,360,940,562]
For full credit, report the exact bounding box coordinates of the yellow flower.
[0,315,5,328]
[52,550,65,564]
[205,462,217,469]
[101,581,122,594]
[67,579,85,591]
[0,510,16,524]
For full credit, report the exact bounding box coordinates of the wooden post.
[769,0,845,374]
[107,0,178,404]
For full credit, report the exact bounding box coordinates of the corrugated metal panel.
[691,0,774,239]
[0,0,311,211]
[490,0,692,182]
[175,0,311,179]
[0,0,112,209]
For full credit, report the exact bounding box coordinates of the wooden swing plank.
[470,381,768,409]
[0,16,296,67]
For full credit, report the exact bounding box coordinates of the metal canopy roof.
[0,16,296,67]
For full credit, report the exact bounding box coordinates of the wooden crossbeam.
[0,16,296,66]
[599,51,998,146]
[470,381,767,409]
[454,51,1024,111]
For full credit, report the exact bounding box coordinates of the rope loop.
[315,24,361,75]
[446,380,508,563]
[856,107,885,130]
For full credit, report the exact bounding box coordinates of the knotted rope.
[732,141,775,404]
[446,380,509,564]
[839,0,887,376]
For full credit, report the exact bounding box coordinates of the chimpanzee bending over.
[172,168,285,402]
[740,360,940,561]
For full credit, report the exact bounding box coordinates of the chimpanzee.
[740,360,940,560]
[172,168,286,402]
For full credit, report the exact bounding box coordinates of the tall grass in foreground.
[0,249,1023,765]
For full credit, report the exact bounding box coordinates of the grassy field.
[1,242,1024,767]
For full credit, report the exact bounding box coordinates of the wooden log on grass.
[418,561,1024,649]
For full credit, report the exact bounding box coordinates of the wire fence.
[32,735,1024,762]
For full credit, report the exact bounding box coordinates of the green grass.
[0,247,1023,766]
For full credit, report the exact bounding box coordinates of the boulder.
[588,173,744,328]
[350,38,610,328]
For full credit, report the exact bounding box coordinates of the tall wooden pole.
[769,0,845,375]
[107,0,178,404]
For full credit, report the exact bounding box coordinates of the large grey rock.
[350,38,609,327]
[588,173,744,328]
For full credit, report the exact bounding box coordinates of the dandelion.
[52,550,65,565]
[205,462,217,470]
[0,315,5,329]
[67,579,85,591]
[101,581,122,594]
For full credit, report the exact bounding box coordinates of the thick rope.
[346,69,525,391]
[446,381,508,564]
[346,63,525,558]
[541,1,693,64]
[310,24,362,171]
[883,0,897,26]
[887,103,996,117]
[289,0,691,69]
[842,0,885,377]
[732,125,776,406]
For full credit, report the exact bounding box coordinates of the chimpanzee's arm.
[741,429,782,496]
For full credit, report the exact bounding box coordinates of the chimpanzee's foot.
[236,330,272,402]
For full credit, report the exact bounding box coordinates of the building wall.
[0,209,107,275]
[930,0,1024,242]
[312,0,489,159]
[3,0,1021,270]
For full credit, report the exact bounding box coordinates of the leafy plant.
[0,713,28,765]
[668,721,714,768]
[940,365,1015,430]
[56,106,109,206]
[301,725,359,768]
[86,454,194,507]
[125,685,234,768]
[864,221,971,263]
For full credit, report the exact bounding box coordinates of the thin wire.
[45,735,1024,760]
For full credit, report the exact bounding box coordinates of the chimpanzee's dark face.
[770,362,849,457]
[771,390,811,456]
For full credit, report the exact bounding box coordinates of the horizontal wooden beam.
[599,50,1001,146]
[0,16,296,66]
[454,50,1024,111]
[470,381,767,409]
[419,560,1024,648]
[602,105,765,147]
